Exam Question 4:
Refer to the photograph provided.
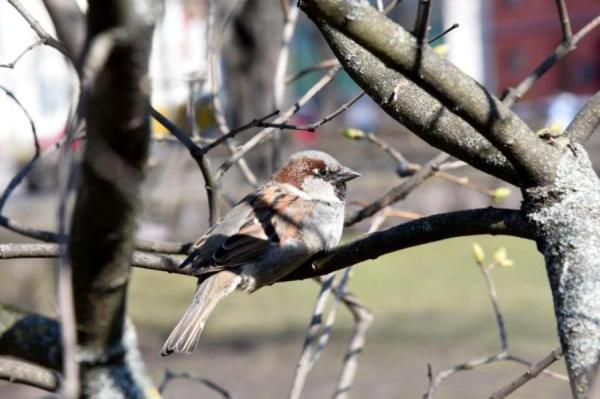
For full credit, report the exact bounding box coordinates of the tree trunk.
[524,144,600,397]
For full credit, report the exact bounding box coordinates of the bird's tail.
[160,271,240,356]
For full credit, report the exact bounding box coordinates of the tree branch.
[284,208,533,281]
[0,357,61,392]
[6,0,67,55]
[0,209,533,282]
[565,90,600,144]
[311,22,520,185]
[413,0,431,46]
[502,14,600,107]
[345,153,449,226]
[300,0,559,187]
[490,347,564,399]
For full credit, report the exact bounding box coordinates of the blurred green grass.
[129,234,558,353]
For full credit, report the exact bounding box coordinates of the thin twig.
[208,0,258,187]
[214,65,342,181]
[6,0,67,55]
[150,106,219,226]
[502,14,600,107]
[0,85,40,213]
[159,369,233,398]
[200,110,280,154]
[288,274,336,399]
[259,92,365,132]
[272,2,300,171]
[280,0,291,21]
[0,40,42,69]
[285,58,339,85]
[413,0,431,46]
[428,23,459,44]
[345,153,450,226]
[555,0,573,43]
[365,132,415,169]
[332,291,374,399]
[330,216,383,399]
[423,251,567,398]
[426,353,509,398]
[490,347,564,399]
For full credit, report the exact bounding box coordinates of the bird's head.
[272,150,360,201]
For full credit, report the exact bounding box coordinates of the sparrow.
[161,150,359,356]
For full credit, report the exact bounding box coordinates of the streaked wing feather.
[185,184,302,274]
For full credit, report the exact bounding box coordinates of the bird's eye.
[318,169,328,177]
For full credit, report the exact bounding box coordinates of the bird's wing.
[182,183,306,274]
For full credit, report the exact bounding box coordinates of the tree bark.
[66,0,159,396]
[523,144,600,397]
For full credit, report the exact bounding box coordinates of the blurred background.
[1,0,599,397]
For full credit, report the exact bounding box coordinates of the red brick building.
[492,0,600,100]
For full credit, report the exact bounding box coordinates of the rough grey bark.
[311,20,520,184]
[64,0,159,397]
[524,144,600,396]
[299,0,560,187]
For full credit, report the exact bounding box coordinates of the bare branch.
[426,352,508,398]
[6,0,67,55]
[272,2,301,170]
[565,91,600,144]
[502,14,600,107]
[345,153,449,226]
[159,370,233,398]
[150,106,220,226]
[300,0,558,186]
[289,274,336,399]
[0,40,42,69]
[555,0,573,43]
[285,58,339,85]
[259,91,365,132]
[333,291,374,399]
[310,18,520,185]
[413,0,431,46]
[214,65,342,181]
[490,347,564,399]
[428,23,459,44]
[1,209,532,283]
[284,208,533,281]
[0,85,41,213]
[208,0,259,187]
[0,357,61,392]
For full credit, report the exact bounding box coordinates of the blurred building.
[443,0,600,100]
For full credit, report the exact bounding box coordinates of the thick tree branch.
[0,209,532,282]
[313,23,520,185]
[285,208,532,280]
[300,0,559,187]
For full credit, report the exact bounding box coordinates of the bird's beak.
[334,166,360,184]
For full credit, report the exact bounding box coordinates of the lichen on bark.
[524,143,600,397]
